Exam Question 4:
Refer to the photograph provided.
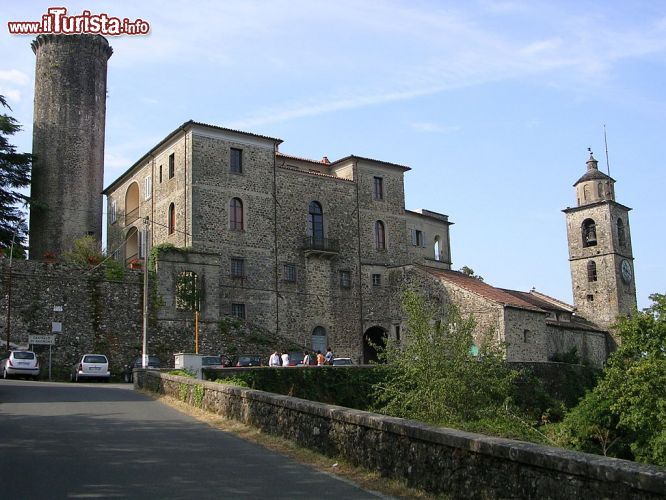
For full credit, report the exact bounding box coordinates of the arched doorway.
[311,326,327,354]
[363,326,387,364]
[125,226,139,263]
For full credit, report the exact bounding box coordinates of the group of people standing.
[269,347,334,367]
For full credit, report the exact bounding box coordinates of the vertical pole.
[194,310,199,354]
[49,344,52,381]
[142,217,149,368]
[5,231,15,350]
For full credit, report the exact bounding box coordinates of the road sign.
[29,334,56,345]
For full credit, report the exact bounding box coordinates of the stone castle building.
[24,35,636,367]
[29,35,113,259]
[103,120,453,361]
[103,121,636,366]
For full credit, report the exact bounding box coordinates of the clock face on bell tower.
[563,151,637,331]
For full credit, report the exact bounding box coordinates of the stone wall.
[138,371,666,499]
[0,259,144,377]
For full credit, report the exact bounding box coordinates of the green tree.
[459,265,483,281]
[0,95,31,251]
[372,288,517,428]
[64,235,104,265]
[556,293,666,465]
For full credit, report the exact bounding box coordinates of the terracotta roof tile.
[276,152,331,165]
[499,289,571,313]
[420,267,544,312]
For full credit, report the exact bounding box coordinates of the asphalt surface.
[0,379,384,499]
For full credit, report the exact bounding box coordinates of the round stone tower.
[29,34,113,259]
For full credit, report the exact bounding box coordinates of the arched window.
[311,326,327,353]
[168,203,175,235]
[583,185,590,201]
[582,218,597,247]
[230,198,243,230]
[375,220,386,251]
[434,235,441,261]
[617,218,626,247]
[587,260,597,282]
[308,201,324,241]
[597,182,603,198]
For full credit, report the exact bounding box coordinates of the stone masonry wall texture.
[0,260,143,378]
[30,35,112,259]
[139,371,666,499]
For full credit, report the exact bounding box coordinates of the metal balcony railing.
[302,237,339,255]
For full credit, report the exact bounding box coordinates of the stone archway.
[363,326,387,364]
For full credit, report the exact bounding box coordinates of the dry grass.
[147,391,444,499]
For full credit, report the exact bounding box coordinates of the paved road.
[0,379,383,499]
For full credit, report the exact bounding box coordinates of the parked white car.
[1,350,40,380]
[71,354,111,382]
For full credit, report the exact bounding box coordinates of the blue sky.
[1,1,664,309]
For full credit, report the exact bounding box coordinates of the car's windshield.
[83,355,107,363]
[202,356,221,366]
[13,352,35,360]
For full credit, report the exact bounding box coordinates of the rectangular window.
[395,324,401,342]
[373,176,384,200]
[410,229,424,247]
[372,273,382,287]
[283,263,296,282]
[159,165,163,183]
[231,258,245,279]
[110,200,117,224]
[339,270,351,288]
[230,148,243,173]
[168,153,175,179]
[231,303,246,319]
[144,176,152,200]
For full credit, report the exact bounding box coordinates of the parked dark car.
[287,351,317,366]
[201,355,232,369]
[121,355,161,383]
[286,351,305,366]
[235,355,262,367]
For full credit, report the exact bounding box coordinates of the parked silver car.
[70,354,111,382]
[1,350,40,380]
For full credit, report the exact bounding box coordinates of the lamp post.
[141,217,149,368]
[5,230,16,350]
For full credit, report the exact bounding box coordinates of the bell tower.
[563,150,637,333]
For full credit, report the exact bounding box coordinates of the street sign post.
[29,334,56,345]
[29,334,56,381]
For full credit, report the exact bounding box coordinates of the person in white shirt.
[324,347,334,365]
[281,351,290,366]
[269,351,281,367]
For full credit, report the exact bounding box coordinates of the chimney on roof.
[321,156,330,164]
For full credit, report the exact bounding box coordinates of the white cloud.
[0,69,29,85]
[0,87,22,102]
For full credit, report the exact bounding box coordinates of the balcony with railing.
[302,236,339,258]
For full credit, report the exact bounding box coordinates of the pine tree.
[0,95,32,252]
